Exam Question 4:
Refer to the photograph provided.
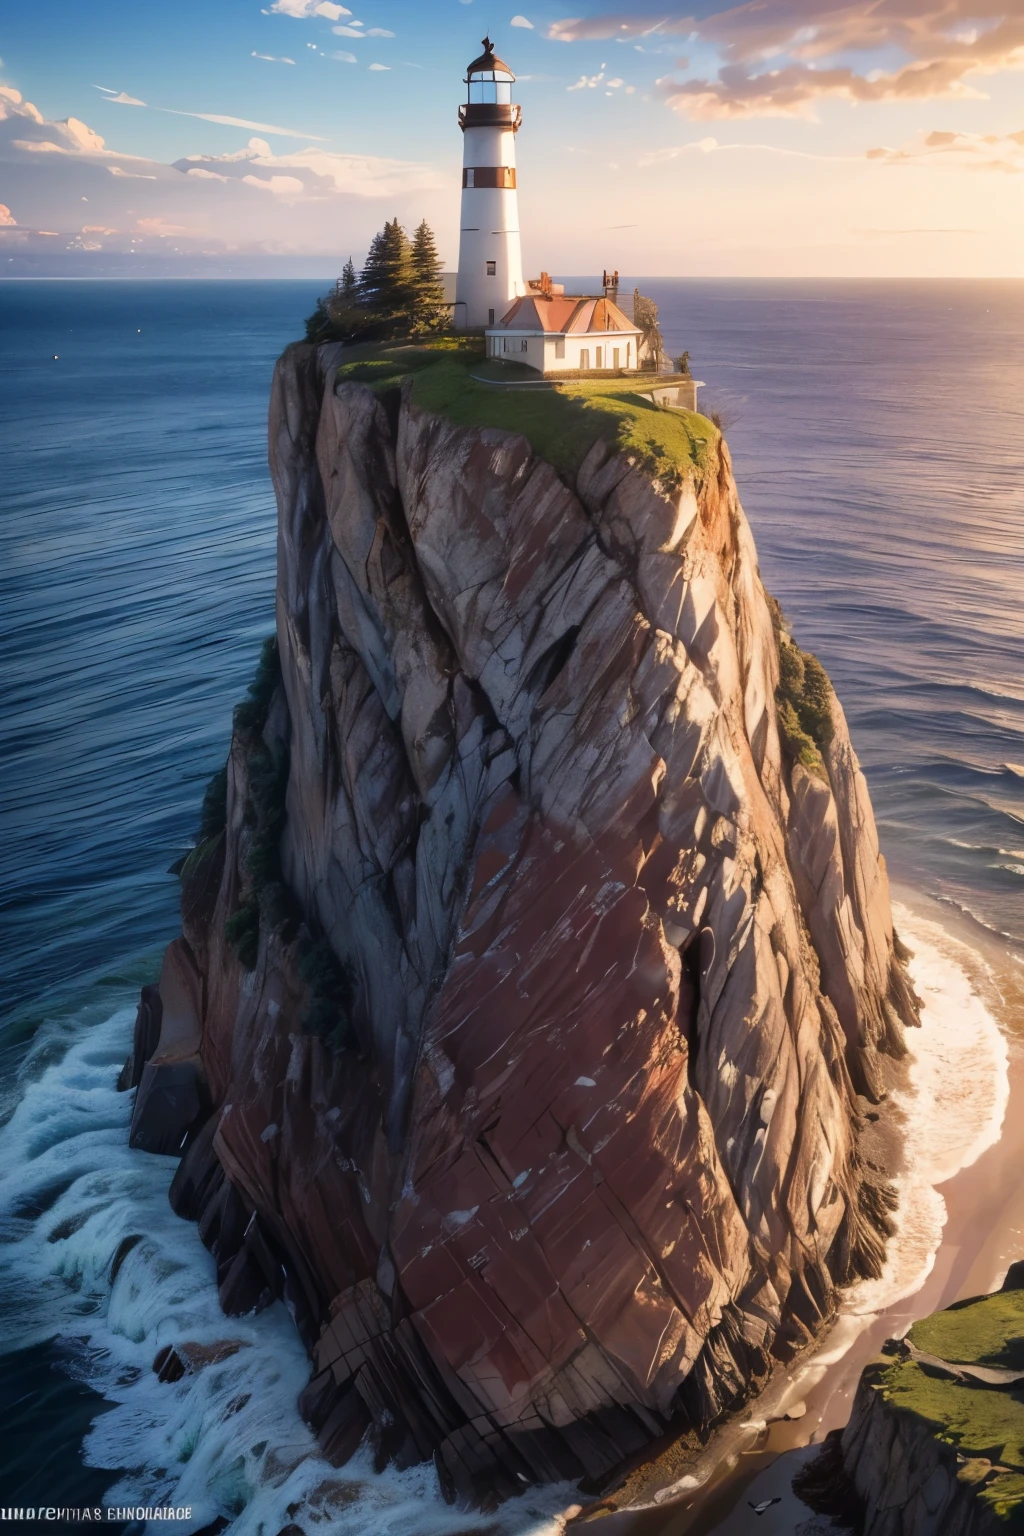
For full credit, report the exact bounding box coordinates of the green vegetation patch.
[881,1358,1024,1469]
[330,341,717,487]
[874,1287,1024,1526]
[767,594,834,779]
[912,1289,1024,1372]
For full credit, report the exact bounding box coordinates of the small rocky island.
[121,332,924,1513]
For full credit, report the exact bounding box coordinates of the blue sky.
[2,0,1023,276]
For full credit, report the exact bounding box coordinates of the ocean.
[1,278,1022,1533]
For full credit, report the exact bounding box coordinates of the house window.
[595,346,603,369]
[486,260,496,276]
[613,348,620,370]
[554,338,565,360]
[465,168,476,188]
[580,349,590,370]
[521,339,528,352]
[626,342,631,368]
[488,309,495,325]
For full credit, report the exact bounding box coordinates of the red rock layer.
[134,343,917,1503]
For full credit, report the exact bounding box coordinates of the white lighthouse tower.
[454,38,525,330]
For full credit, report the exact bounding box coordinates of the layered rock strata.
[130,343,918,1503]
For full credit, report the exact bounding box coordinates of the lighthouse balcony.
[458,102,522,133]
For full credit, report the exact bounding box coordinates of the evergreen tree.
[360,217,414,317]
[338,256,358,299]
[410,219,446,331]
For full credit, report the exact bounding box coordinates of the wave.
[843,903,1009,1319]
[0,1007,574,1535]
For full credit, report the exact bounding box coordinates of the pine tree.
[410,219,446,331]
[338,256,357,299]
[360,217,414,318]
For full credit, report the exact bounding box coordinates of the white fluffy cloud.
[252,51,296,63]
[242,172,305,194]
[0,203,16,225]
[266,0,351,17]
[511,14,534,27]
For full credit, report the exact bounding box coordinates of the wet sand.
[598,886,1024,1535]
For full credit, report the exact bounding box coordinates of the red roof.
[496,295,638,335]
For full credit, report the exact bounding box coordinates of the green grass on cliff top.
[327,339,718,487]
[878,1288,1024,1524]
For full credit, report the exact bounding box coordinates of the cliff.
[125,341,918,1506]
[823,1271,1024,1535]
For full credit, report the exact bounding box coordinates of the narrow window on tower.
[465,168,476,188]
[486,260,496,276]
[488,309,495,325]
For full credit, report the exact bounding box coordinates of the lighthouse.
[454,38,525,330]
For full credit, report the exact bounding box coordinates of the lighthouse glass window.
[469,72,513,105]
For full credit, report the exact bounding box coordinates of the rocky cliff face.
[129,343,918,1503]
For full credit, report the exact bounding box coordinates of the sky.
[1,0,1023,278]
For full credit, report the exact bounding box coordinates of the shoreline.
[599,883,1021,1533]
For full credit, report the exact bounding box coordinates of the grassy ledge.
[327,338,718,488]
[880,1287,1024,1525]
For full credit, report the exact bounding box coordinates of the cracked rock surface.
[140,343,918,1502]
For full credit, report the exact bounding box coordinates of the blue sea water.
[0,278,1022,1530]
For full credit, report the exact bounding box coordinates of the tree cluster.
[305,217,447,344]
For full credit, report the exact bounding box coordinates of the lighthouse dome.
[465,36,515,83]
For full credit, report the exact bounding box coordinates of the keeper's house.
[485,272,645,377]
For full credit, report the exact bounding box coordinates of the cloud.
[365,28,395,36]
[0,84,449,273]
[0,204,16,225]
[639,136,858,165]
[252,52,296,63]
[548,2,1024,119]
[174,135,440,197]
[92,86,326,139]
[866,127,1024,173]
[368,63,391,70]
[333,24,364,35]
[242,172,306,195]
[511,14,534,27]
[330,50,357,61]
[568,71,606,90]
[266,0,351,17]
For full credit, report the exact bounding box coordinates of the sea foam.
[0,1008,573,1535]
[843,902,1009,1319]
[0,906,1009,1534]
